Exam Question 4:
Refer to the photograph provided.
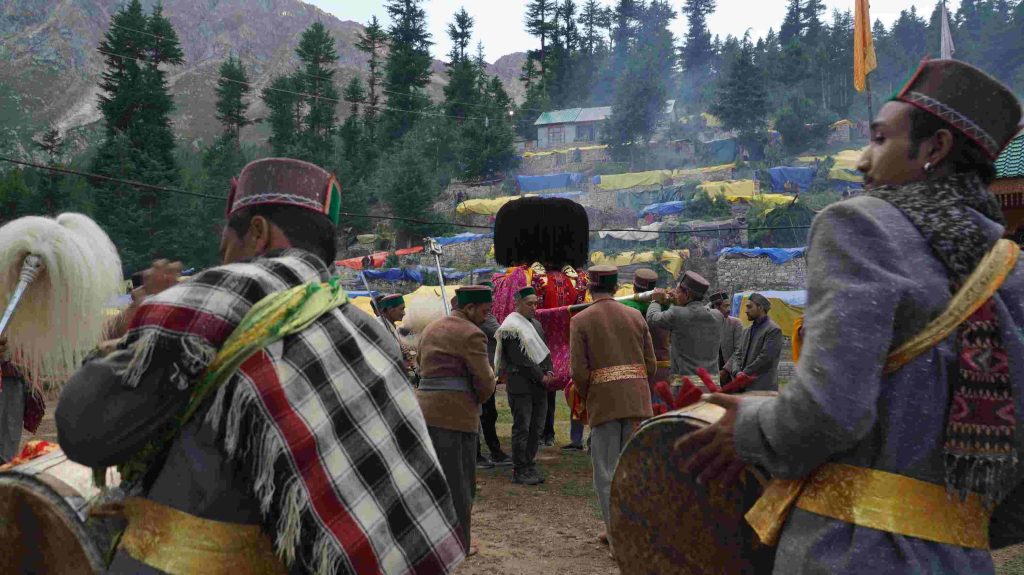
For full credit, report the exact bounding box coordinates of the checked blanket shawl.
[116,249,464,574]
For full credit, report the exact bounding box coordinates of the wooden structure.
[994,132,1024,237]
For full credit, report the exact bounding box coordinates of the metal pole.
[358,270,381,317]
[567,289,656,314]
[0,255,43,338]
[426,239,451,315]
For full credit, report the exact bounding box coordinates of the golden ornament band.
[120,497,286,575]
[656,360,671,369]
[884,239,1019,374]
[591,364,649,385]
[746,464,991,549]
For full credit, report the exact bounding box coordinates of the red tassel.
[696,367,719,393]
[722,372,754,394]
[675,386,703,409]
[653,403,668,415]
[654,381,675,406]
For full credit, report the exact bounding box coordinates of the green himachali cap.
[514,286,536,300]
[379,294,405,310]
[456,285,492,305]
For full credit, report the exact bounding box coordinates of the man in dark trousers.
[496,286,554,485]
[722,292,783,392]
[476,280,511,469]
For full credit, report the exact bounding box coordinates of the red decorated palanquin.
[492,264,590,392]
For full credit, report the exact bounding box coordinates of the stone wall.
[716,254,807,293]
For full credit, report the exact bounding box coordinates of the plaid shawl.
[869,173,1017,503]
[120,249,464,574]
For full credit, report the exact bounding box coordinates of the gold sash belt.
[592,363,648,384]
[121,497,286,575]
[656,360,671,369]
[745,241,1018,551]
[746,464,990,549]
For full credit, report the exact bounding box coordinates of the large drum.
[0,448,123,574]
[610,396,777,575]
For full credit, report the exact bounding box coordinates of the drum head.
[610,406,776,575]
[0,472,106,574]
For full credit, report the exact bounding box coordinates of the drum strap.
[746,463,991,549]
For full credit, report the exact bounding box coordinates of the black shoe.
[531,467,546,483]
[476,456,495,470]
[561,443,584,451]
[513,469,542,485]
[541,437,555,447]
[490,452,513,467]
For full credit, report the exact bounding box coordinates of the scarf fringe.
[944,452,1019,506]
[122,331,158,389]
[205,378,348,575]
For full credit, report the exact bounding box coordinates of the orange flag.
[854,0,877,92]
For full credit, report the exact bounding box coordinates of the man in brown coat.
[570,265,656,551]
[417,286,497,554]
[709,291,743,370]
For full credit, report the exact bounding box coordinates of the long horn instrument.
[567,290,657,314]
[0,255,43,338]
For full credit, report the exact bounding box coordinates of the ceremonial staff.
[567,290,657,314]
[425,238,451,316]
[0,255,43,338]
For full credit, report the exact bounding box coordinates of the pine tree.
[31,126,66,215]
[525,0,558,73]
[382,0,434,141]
[605,1,677,166]
[779,0,803,45]
[579,0,606,53]
[214,56,253,141]
[343,77,367,118]
[444,8,478,120]
[802,0,826,46]
[263,74,301,156]
[679,0,716,106]
[91,0,186,271]
[711,34,767,141]
[295,22,339,167]
[355,16,388,120]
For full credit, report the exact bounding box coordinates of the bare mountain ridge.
[0,0,526,145]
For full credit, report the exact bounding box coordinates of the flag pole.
[866,75,874,124]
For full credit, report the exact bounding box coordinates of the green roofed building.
[993,131,1024,237]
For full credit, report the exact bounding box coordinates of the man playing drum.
[679,60,1024,574]
[56,158,465,574]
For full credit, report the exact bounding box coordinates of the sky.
[305,0,957,63]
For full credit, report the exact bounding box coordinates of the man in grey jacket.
[722,293,783,392]
[496,286,554,485]
[710,291,743,370]
[647,271,720,379]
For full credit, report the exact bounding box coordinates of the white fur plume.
[0,213,122,390]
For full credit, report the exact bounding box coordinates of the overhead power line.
[0,156,813,236]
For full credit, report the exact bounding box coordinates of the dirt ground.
[18,389,1024,574]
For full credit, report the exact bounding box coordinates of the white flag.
[941,3,956,60]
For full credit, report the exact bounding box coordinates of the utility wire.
[0,156,813,236]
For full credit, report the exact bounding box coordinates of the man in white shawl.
[495,286,554,486]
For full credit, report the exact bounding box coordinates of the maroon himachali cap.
[226,158,343,225]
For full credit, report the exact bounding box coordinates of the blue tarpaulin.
[537,191,584,200]
[361,267,466,283]
[719,246,807,264]
[473,267,496,275]
[431,232,494,246]
[515,172,582,192]
[705,139,738,164]
[640,201,686,217]
[768,167,815,193]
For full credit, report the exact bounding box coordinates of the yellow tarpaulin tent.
[590,250,688,278]
[829,167,863,183]
[522,145,607,158]
[701,113,722,127]
[735,295,804,338]
[698,179,756,198]
[671,163,735,179]
[596,170,674,191]
[457,194,538,216]
[797,148,864,171]
[350,286,449,322]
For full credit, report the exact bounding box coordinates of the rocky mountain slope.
[0,0,526,147]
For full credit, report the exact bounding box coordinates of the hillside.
[0,0,525,147]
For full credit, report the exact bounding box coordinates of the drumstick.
[675,385,703,409]
[696,367,719,393]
